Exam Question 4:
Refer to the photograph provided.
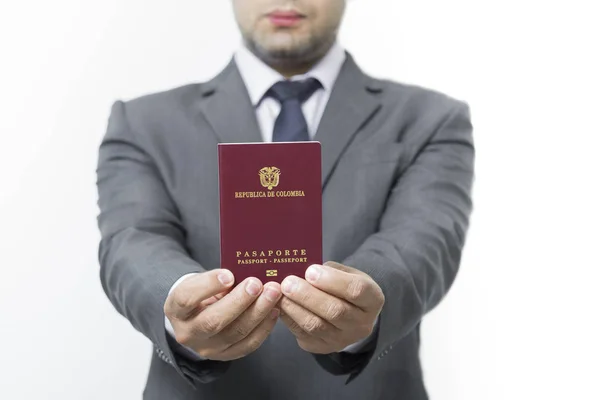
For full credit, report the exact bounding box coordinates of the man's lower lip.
[268,15,303,27]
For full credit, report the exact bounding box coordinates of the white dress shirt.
[166,43,377,361]
[235,41,346,142]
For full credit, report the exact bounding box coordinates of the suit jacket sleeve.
[314,100,475,382]
[96,100,230,386]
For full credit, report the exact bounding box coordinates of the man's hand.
[279,261,385,354]
[164,269,282,361]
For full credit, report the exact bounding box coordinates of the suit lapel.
[198,59,263,144]
[315,54,383,188]
[197,54,383,186]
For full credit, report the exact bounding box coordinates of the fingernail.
[218,271,234,285]
[263,287,280,302]
[245,279,261,296]
[282,277,298,294]
[271,308,280,319]
[305,265,322,283]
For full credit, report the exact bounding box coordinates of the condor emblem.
[259,167,281,190]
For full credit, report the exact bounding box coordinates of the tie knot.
[267,78,322,104]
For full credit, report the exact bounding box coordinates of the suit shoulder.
[107,82,212,137]
[377,79,469,115]
[117,83,203,115]
[104,81,210,147]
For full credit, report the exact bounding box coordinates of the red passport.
[218,142,323,284]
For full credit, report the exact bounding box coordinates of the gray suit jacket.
[96,53,474,400]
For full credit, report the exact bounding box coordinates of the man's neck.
[276,62,317,79]
[261,55,324,79]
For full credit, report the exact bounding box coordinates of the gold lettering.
[238,258,268,265]
[271,257,310,264]
[234,191,268,198]
[273,190,306,197]
[236,189,306,199]
[236,248,310,263]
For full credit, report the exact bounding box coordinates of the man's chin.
[261,41,313,60]
[263,37,304,53]
[246,33,323,66]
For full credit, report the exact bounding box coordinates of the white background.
[1,1,599,399]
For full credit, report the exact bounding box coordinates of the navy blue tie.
[266,78,322,142]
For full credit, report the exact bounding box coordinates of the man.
[96,0,474,399]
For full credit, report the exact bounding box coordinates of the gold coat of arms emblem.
[259,167,281,190]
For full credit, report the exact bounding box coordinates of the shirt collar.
[234,42,347,106]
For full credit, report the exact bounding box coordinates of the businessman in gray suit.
[96,0,474,398]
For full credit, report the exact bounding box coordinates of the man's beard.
[244,30,335,71]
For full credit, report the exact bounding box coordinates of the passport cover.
[218,142,323,284]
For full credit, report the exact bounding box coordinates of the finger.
[281,275,357,329]
[215,307,280,361]
[279,313,331,353]
[200,297,218,307]
[279,296,340,342]
[214,282,282,346]
[214,290,230,300]
[304,263,384,312]
[201,287,234,307]
[322,261,361,274]
[192,277,263,338]
[279,311,313,341]
[200,294,222,308]
[165,269,235,320]
[296,337,334,354]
